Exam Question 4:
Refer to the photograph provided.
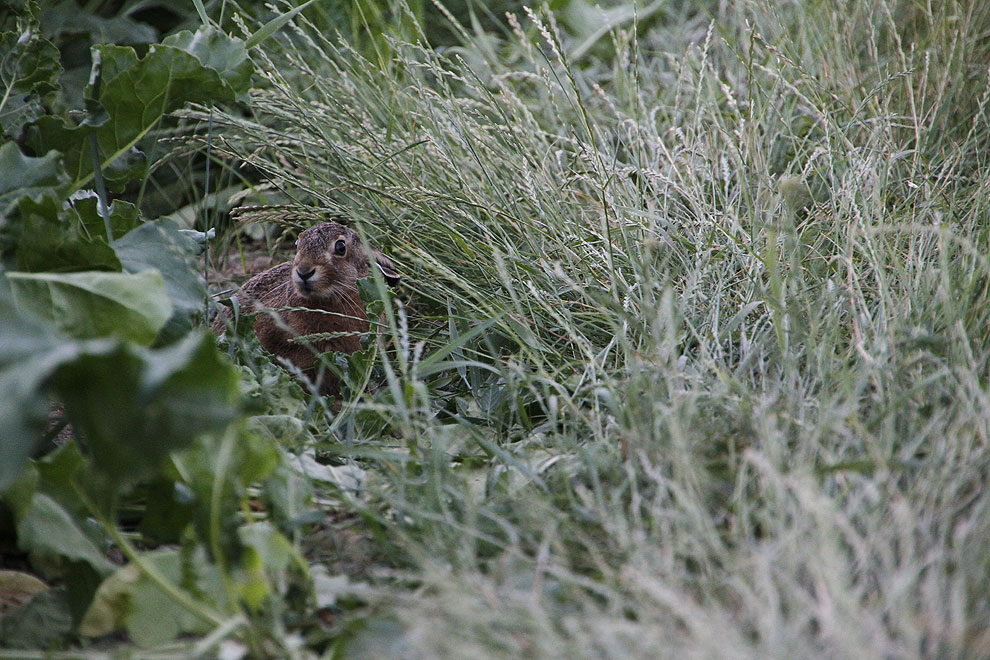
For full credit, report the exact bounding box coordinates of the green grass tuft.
[205,1,990,656]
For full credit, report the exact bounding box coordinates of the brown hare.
[219,222,399,395]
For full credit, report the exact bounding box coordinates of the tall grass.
[201,0,989,657]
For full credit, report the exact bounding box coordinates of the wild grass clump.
[203,0,989,657]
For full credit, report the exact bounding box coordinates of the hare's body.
[223,223,398,394]
[239,261,368,375]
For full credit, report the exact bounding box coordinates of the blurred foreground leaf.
[54,332,240,488]
[12,195,122,273]
[0,585,72,649]
[237,522,303,610]
[113,219,207,341]
[0,570,48,617]
[7,269,172,344]
[0,143,65,215]
[80,548,226,647]
[15,493,115,575]
[0,290,62,490]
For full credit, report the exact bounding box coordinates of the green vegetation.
[1,0,988,657]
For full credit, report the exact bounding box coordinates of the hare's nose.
[295,266,316,281]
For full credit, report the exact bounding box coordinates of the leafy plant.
[0,1,322,654]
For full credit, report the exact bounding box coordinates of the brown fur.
[218,223,399,395]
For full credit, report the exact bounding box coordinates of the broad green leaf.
[69,195,141,242]
[0,274,209,493]
[239,522,300,575]
[81,548,227,646]
[23,114,143,192]
[12,195,121,273]
[263,459,315,531]
[76,562,135,639]
[53,332,240,488]
[7,269,171,344]
[0,25,62,138]
[138,331,241,439]
[171,427,279,558]
[237,523,299,610]
[176,425,279,500]
[137,479,195,545]
[113,219,207,340]
[38,1,158,45]
[15,493,114,574]
[163,26,253,96]
[24,34,244,192]
[0,290,61,491]
[0,143,65,215]
[0,288,61,368]
[32,441,119,525]
[32,442,87,512]
[128,571,183,648]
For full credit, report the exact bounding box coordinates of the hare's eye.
[334,239,347,256]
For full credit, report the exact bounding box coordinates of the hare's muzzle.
[293,264,317,293]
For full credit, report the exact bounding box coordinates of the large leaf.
[80,548,227,647]
[0,143,65,216]
[0,269,238,491]
[24,27,251,192]
[32,441,91,519]
[53,332,240,488]
[136,478,195,545]
[0,288,63,491]
[15,493,114,575]
[163,26,253,98]
[237,522,303,610]
[0,323,241,626]
[11,195,122,273]
[0,281,61,368]
[0,23,62,138]
[137,331,241,440]
[113,219,206,340]
[38,1,158,45]
[24,113,142,189]
[68,195,142,243]
[174,427,281,556]
[7,269,171,344]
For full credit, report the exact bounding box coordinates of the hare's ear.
[373,250,400,286]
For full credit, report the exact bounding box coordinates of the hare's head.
[291,222,399,300]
